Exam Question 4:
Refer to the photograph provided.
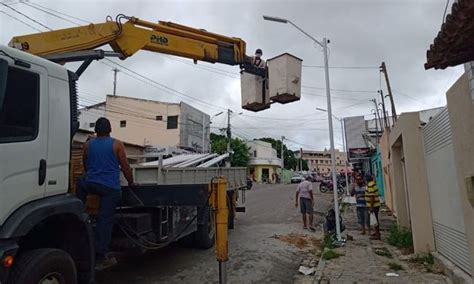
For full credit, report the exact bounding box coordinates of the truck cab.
[0,45,94,284]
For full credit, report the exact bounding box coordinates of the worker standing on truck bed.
[76,117,135,268]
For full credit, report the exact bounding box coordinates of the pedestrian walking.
[295,176,316,232]
[351,174,369,235]
[365,175,381,240]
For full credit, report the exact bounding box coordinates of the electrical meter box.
[267,53,302,104]
[241,72,270,112]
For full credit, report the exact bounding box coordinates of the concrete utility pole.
[378,90,388,128]
[371,99,381,144]
[280,136,285,173]
[226,109,231,168]
[300,148,303,171]
[380,62,397,125]
[112,68,119,96]
[202,115,206,153]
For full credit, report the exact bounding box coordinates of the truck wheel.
[194,206,215,249]
[9,248,77,284]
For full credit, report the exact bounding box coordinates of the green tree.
[210,133,250,167]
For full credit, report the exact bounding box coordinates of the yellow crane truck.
[0,14,299,284]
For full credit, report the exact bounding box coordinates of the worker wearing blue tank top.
[76,117,135,269]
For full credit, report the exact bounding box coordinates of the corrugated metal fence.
[422,108,471,275]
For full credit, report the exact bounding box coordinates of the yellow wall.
[250,165,280,183]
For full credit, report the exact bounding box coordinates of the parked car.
[290,175,304,184]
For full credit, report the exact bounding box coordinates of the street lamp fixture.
[264,15,342,241]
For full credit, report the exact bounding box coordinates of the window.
[156,115,163,121]
[253,150,257,157]
[89,122,95,128]
[0,67,39,143]
[167,115,178,129]
[120,120,126,128]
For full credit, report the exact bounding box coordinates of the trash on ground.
[386,272,399,277]
[298,265,315,275]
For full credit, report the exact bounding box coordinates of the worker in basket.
[76,117,135,269]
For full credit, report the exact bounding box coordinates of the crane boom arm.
[8,15,249,66]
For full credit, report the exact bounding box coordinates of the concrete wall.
[179,102,210,152]
[106,95,181,147]
[389,112,435,253]
[78,103,106,132]
[379,129,394,212]
[445,71,474,274]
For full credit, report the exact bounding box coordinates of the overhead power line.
[0,1,51,30]
[19,0,82,25]
[302,65,378,69]
[26,0,90,24]
[0,9,42,31]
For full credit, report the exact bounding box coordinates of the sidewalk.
[316,204,449,283]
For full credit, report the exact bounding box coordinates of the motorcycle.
[319,179,345,194]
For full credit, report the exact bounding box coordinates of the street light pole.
[263,14,341,241]
[322,38,342,241]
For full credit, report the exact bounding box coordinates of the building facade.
[79,95,210,152]
[300,149,347,175]
[246,140,281,183]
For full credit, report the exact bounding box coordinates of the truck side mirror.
[0,58,8,112]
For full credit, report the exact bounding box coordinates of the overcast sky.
[0,0,464,151]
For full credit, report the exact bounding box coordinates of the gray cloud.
[0,0,463,150]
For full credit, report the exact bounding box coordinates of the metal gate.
[422,108,471,275]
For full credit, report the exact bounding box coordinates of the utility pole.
[380,62,397,124]
[202,115,206,153]
[112,68,119,96]
[371,99,380,144]
[225,109,232,168]
[281,136,285,169]
[378,90,388,128]
[300,148,303,172]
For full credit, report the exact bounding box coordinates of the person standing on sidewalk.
[295,176,316,231]
[365,175,381,240]
[351,174,370,235]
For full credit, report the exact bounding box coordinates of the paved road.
[96,183,332,284]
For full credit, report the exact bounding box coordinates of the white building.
[79,95,210,152]
[246,140,281,183]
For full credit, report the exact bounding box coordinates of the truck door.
[0,59,49,225]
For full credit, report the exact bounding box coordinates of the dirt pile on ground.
[271,233,321,249]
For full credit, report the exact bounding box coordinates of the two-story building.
[299,149,347,175]
[246,140,281,183]
[79,95,210,152]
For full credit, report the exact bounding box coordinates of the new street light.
[316,108,350,197]
[264,15,342,241]
[204,111,224,153]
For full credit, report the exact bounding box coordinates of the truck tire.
[8,248,77,284]
[194,206,215,249]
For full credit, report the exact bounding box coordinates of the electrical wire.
[442,0,450,25]
[26,0,90,24]
[0,1,51,30]
[302,65,378,69]
[19,1,82,25]
[0,9,42,31]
